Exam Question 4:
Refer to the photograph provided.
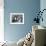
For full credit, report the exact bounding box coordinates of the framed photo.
[10,13,24,24]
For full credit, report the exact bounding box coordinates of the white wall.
[0,0,4,42]
[40,0,46,27]
[40,0,46,45]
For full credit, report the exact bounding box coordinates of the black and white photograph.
[10,13,24,24]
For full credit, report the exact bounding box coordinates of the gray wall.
[4,0,40,42]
